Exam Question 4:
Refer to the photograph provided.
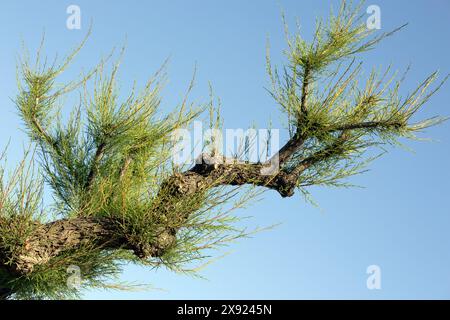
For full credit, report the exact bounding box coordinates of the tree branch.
[299,64,310,116]
[0,103,402,282]
[85,142,107,189]
[327,120,403,132]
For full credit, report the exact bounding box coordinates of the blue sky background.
[0,0,449,299]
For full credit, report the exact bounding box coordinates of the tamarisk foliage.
[0,1,447,299]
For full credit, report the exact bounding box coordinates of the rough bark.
[0,215,180,277]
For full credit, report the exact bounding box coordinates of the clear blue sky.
[0,0,449,299]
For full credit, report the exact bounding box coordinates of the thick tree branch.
[0,108,392,283]
[0,135,310,278]
[0,216,175,277]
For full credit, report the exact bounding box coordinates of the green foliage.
[4,30,258,299]
[0,0,447,299]
[0,150,43,262]
[267,0,448,195]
